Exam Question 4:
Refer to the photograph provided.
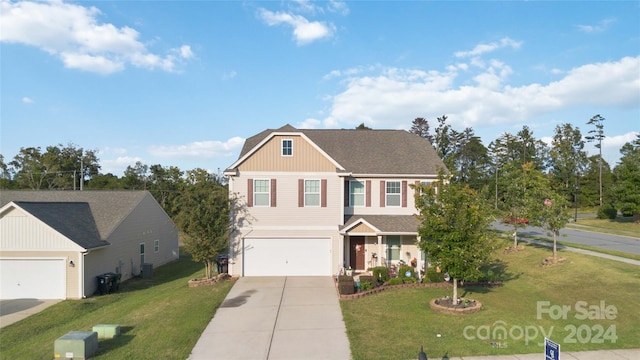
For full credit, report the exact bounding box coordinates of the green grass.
[0,254,234,359]
[567,216,640,238]
[340,240,640,360]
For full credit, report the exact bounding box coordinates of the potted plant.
[411,257,417,267]
[345,266,353,276]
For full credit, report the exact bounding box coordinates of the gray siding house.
[0,191,179,299]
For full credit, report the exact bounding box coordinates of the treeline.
[409,115,639,218]
[1,114,639,219]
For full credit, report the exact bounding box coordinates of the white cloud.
[0,0,193,74]
[222,70,237,80]
[258,8,335,45]
[148,137,245,158]
[22,96,34,104]
[327,0,350,15]
[318,56,640,133]
[576,18,616,33]
[455,37,522,58]
[100,156,143,175]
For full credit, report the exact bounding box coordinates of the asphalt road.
[492,222,640,256]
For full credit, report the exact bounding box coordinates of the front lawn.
[0,253,234,359]
[341,240,640,360]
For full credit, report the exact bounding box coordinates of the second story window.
[350,180,365,207]
[305,179,320,206]
[282,139,293,156]
[254,179,270,206]
[386,181,401,206]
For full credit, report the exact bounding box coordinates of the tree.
[536,192,571,261]
[612,135,640,219]
[122,161,149,189]
[355,123,372,130]
[499,162,547,249]
[585,114,606,206]
[174,169,230,279]
[549,123,588,202]
[409,117,433,144]
[416,173,495,302]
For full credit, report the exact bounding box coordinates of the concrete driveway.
[0,299,62,329]
[188,276,351,360]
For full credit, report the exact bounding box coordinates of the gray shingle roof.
[13,202,108,249]
[342,215,420,234]
[1,191,150,247]
[233,124,448,175]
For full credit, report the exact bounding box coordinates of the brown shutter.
[366,180,371,207]
[321,179,327,207]
[298,179,304,207]
[380,180,386,207]
[271,179,277,207]
[344,180,350,207]
[402,180,408,207]
[247,179,253,207]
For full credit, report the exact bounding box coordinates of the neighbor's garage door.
[0,258,66,299]
[244,238,331,276]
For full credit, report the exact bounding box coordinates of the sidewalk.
[437,348,640,359]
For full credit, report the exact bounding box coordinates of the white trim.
[281,138,293,157]
[303,179,321,207]
[226,131,345,171]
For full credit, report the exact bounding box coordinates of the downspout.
[80,250,89,298]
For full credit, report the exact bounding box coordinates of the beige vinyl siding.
[86,194,179,289]
[236,173,343,228]
[346,177,423,216]
[238,135,337,172]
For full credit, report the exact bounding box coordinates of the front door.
[349,236,365,270]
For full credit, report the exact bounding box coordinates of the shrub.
[597,204,618,219]
[360,281,373,291]
[402,276,417,284]
[371,266,389,284]
[338,283,355,295]
[338,275,354,283]
[359,275,375,288]
[620,203,637,217]
[398,265,415,280]
[388,277,403,285]
[425,267,445,283]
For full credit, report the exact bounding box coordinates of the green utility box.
[54,331,98,359]
[92,324,120,339]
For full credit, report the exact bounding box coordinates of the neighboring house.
[224,124,447,277]
[0,191,179,299]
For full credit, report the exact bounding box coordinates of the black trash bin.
[106,272,121,293]
[96,274,111,295]
[217,254,229,274]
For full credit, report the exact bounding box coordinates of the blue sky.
[1,0,639,177]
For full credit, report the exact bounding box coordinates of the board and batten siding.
[238,135,337,172]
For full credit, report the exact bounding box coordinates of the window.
[154,239,159,253]
[386,236,401,261]
[139,243,145,270]
[386,181,401,206]
[254,179,270,206]
[282,139,293,156]
[305,179,320,206]
[350,180,365,206]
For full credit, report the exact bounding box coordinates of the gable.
[237,134,338,172]
[0,204,86,251]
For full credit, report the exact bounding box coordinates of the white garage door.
[244,238,331,276]
[0,258,66,299]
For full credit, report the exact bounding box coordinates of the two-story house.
[223,124,447,277]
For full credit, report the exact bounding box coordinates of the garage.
[0,258,66,299]
[243,238,331,276]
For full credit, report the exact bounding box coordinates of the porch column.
[377,235,383,267]
[416,235,422,280]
